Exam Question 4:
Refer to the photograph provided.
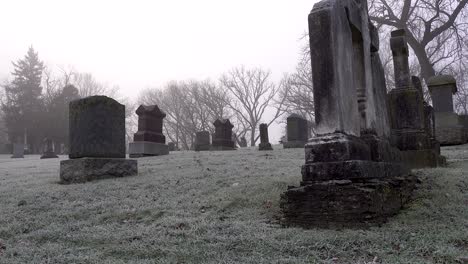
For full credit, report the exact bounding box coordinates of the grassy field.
[0,145,467,264]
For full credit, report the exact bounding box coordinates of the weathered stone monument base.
[259,142,273,151]
[60,158,137,184]
[434,113,466,145]
[128,141,169,158]
[40,152,59,159]
[283,140,306,149]
[280,133,415,228]
[280,175,417,228]
[391,130,446,168]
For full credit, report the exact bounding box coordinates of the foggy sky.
[0,0,320,142]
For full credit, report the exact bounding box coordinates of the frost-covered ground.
[0,145,467,264]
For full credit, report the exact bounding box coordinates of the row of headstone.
[9,138,61,159]
[281,0,422,228]
[194,120,274,151]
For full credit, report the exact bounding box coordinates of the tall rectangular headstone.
[258,123,273,151]
[60,96,137,183]
[11,143,24,158]
[283,114,308,148]
[428,75,466,145]
[129,105,169,157]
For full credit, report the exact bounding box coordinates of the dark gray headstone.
[195,131,210,151]
[168,142,175,151]
[259,123,273,151]
[129,104,169,157]
[239,137,247,148]
[283,114,307,148]
[428,75,457,113]
[40,137,58,159]
[61,96,137,184]
[11,143,24,158]
[211,119,235,150]
[69,96,126,158]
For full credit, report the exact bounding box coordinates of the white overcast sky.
[0,0,319,142]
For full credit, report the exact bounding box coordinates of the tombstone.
[129,105,169,157]
[11,143,24,158]
[40,138,58,159]
[427,75,466,145]
[211,119,235,150]
[386,30,444,168]
[283,114,308,148]
[195,131,210,151]
[60,96,137,183]
[168,142,175,151]
[258,123,273,151]
[459,115,468,143]
[239,137,247,148]
[280,1,416,228]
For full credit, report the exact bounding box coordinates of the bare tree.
[369,0,468,82]
[138,80,231,150]
[220,66,285,146]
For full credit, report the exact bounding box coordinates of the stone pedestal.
[195,131,211,151]
[11,143,24,158]
[129,105,169,157]
[60,96,137,183]
[129,141,169,157]
[211,119,235,151]
[60,158,137,184]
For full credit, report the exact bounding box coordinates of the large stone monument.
[280,0,415,228]
[60,96,137,183]
[283,114,308,148]
[129,105,169,157]
[211,119,235,150]
[195,131,211,151]
[258,123,273,151]
[11,142,24,159]
[40,137,58,159]
[387,29,444,168]
[428,75,466,145]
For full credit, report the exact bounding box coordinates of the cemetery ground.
[0,146,467,264]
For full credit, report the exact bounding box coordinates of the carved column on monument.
[387,29,444,168]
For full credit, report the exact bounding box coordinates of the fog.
[0,0,318,96]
